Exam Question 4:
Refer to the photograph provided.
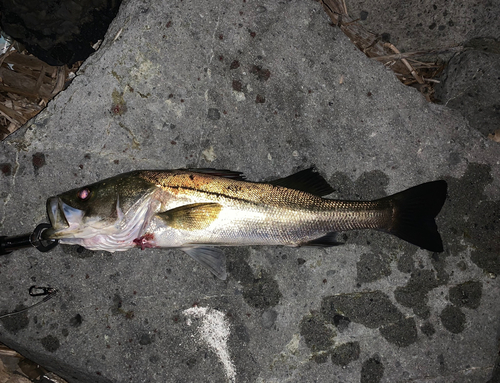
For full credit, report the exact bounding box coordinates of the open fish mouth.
[44,197,85,239]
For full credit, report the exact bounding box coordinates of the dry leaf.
[18,358,45,380]
[0,359,9,383]
[5,376,31,383]
[488,129,500,142]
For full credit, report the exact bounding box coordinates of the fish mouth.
[43,197,85,239]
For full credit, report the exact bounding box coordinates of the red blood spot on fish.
[133,233,155,250]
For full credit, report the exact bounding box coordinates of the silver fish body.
[44,168,447,279]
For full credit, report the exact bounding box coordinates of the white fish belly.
[146,204,332,248]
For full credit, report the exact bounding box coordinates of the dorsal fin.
[185,168,246,180]
[269,168,334,196]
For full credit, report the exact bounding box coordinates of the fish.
[43,168,447,280]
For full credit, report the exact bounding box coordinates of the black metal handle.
[0,223,58,255]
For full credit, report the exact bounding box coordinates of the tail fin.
[382,180,447,252]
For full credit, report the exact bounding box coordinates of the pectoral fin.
[157,203,222,230]
[183,247,227,280]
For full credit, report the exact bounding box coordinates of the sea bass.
[44,168,447,279]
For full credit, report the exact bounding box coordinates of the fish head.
[44,171,157,249]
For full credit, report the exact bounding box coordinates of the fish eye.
[77,188,91,201]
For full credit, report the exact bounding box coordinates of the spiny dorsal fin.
[185,168,246,180]
[269,168,334,196]
[156,203,222,230]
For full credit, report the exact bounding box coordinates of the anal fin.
[300,232,342,247]
[183,247,227,280]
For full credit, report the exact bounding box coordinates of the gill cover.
[44,171,158,246]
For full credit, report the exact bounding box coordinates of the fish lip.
[45,196,83,239]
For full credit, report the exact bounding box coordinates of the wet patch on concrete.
[356,252,392,284]
[242,271,281,309]
[361,356,384,383]
[0,163,12,176]
[420,321,436,337]
[442,163,500,275]
[299,311,336,363]
[249,65,271,82]
[0,305,29,333]
[430,252,450,286]
[110,294,135,319]
[316,290,419,349]
[300,312,336,352]
[379,317,418,347]
[449,281,482,309]
[32,152,46,174]
[397,252,415,274]
[394,269,443,319]
[207,108,220,120]
[139,333,154,345]
[69,314,83,327]
[440,304,466,334]
[41,335,60,352]
[61,244,95,259]
[227,249,282,310]
[331,341,360,366]
[332,314,351,333]
[321,291,404,329]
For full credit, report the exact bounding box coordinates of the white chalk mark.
[183,306,236,383]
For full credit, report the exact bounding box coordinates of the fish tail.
[382,180,447,252]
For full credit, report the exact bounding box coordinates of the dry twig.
[320,0,448,98]
[0,50,79,140]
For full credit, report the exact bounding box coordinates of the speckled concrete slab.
[0,0,499,382]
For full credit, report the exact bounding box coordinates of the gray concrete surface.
[346,0,500,137]
[345,0,500,52]
[434,43,500,137]
[1,0,499,382]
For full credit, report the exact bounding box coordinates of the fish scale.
[139,171,393,247]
